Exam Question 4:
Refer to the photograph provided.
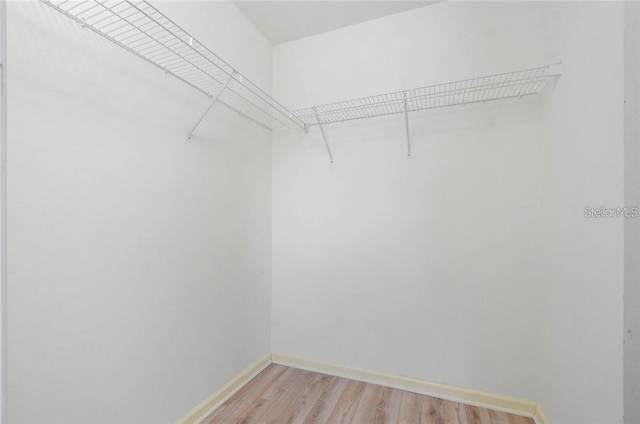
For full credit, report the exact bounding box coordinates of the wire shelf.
[293,66,553,127]
[41,0,305,131]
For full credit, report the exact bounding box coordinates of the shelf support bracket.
[403,91,411,158]
[314,108,333,164]
[548,62,563,77]
[187,72,235,141]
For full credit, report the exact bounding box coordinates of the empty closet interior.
[4,1,630,424]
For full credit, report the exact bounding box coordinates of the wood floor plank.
[383,388,403,424]
[257,369,316,423]
[398,391,423,423]
[203,365,288,424]
[488,409,511,424]
[453,401,467,424]
[272,373,334,424]
[464,404,487,424]
[200,365,537,424]
[351,384,397,424]
[350,384,381,423]
[301,376,349,424]
[232,365,287,402]
[261,367,303,401]
[473,404,494,424]
[324,380,367,424]
[506,413,534,424]
[206,405,229,423]
[441,399,459,424]
[226,398,274,424]
[421,396,445,424]
[518,415,535,424]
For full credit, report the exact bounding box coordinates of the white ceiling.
[233,1,436,45]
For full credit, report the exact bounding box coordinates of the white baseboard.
[175,354,271,424]
[177,352,550,424]
[271,352,541,420]
[533,403,550,424]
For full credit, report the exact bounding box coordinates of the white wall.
[539,3,624,424]
[624,3,640,423]
[0,1,6,422]
[271,3,624,424]
[538,4,624,424]
[7,2,273,423]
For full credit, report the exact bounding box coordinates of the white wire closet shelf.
[292,64,560,162]
[292,66,556,127]
[40,0,560,157]
[41,0,305,133]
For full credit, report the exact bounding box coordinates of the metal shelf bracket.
[403,91,411,158]
[314,108,334,164]
[187,73,235,141]
[549,62,563,77]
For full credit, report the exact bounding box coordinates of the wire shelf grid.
[41,0,305,131]
[293,66,552,127]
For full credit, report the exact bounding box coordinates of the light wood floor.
[202,365,535,424]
